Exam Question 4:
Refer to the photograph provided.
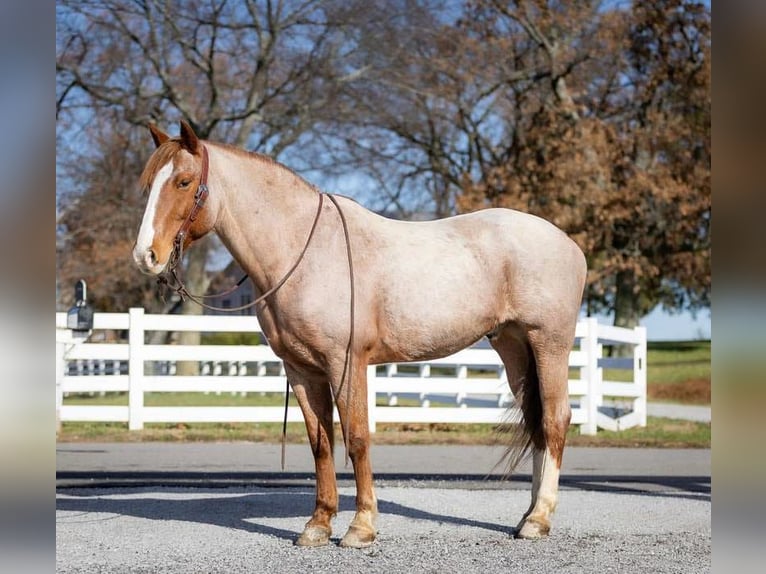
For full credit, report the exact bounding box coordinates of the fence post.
[367,364,377,434]
[56,337,66,435]
[128,308,145,430]
[580,317,601,435]
[633,326,648,427]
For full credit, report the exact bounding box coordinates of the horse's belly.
[369,330,488,364]
[370,288,501,364]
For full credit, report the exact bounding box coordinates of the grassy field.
[58,417,710,448]
[646,340,710,404]
[58,340,710,446]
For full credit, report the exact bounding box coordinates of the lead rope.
[159,189,325,472]
[281,377,290,470]
[159,164,356,469]
[326,194,355,468]
[159,193,325,313]
[280,196,354,470]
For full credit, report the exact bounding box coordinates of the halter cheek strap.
[168,146,210,270]
[157,143,326,316]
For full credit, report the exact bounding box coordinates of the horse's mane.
[139,138,317,194]
[209,141,276,165]
[209,141,317,190]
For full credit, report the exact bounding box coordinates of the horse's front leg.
[332,359,378,548]
[285,364,338,546]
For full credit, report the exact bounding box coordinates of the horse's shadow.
[56,487,517,543]
[56,470,710,543]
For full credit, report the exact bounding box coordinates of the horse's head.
[133,120,215,275]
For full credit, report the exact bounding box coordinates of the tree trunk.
[613,269,641,357]
[176,237,213,376]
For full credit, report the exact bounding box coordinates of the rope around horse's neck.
[326,194,355,469]
[158,192,325,313]
[159,189,357,469]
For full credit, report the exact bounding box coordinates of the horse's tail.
[493,351,544,475]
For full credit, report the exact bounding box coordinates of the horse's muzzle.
[133,245,166,275]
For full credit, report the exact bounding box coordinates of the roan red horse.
[133,121,587,547]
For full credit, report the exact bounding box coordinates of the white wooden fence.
[55,309,646,435]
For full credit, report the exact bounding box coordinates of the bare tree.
[57,0,369,370]
[338,0,710,328]
[57,0,710,338]
[57,109,165,312]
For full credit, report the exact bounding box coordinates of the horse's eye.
[178,179,191,189]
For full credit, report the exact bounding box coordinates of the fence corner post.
[367,364,377,434]
[128,308,145,431]
[581,317,600,435]
[633,325,648,427]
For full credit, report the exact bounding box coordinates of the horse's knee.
[348,435,369,461]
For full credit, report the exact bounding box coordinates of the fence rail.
[56,309,646,435]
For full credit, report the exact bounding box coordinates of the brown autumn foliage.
[457,0,711,326]
[338,0,710,328]
[56,115,162,312]
[57,0,371,314]
[57,0,710,332]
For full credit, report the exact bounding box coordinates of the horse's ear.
[148,123,170,148]
[179,120,200,155]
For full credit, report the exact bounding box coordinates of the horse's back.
[376,207,585,293]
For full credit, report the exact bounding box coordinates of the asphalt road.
[56,443,711,573]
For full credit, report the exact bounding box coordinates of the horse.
[133,120,587,548]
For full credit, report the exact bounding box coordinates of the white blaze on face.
[134,161,173,268]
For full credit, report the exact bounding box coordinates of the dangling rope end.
[281,378,290,471]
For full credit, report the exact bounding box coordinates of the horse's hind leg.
[489,328,542,529]
[285,364,338,547]
[331,359,378,548]
[517,329,573,539]
[490,325,571,539]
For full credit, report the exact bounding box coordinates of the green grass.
[59,421,309,443]
[58,417,710,448]
[646,340,710,404]
[64,391,292,408]
[566,417,710,448]
[647,340,710,385]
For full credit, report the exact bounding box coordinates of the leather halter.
[156,144,327,315]
[167,145,210,271]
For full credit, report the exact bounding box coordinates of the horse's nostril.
[148,250,158,265]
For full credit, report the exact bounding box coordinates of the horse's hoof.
[515,518,550,540]
[339,525,376,548]
[295,525,331,547]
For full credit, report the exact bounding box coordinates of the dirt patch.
[648,378,710,404]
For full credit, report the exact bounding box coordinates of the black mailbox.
[67,279,94,332]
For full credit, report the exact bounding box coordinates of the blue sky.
[640,307,710,341]
[587,306,711,341]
